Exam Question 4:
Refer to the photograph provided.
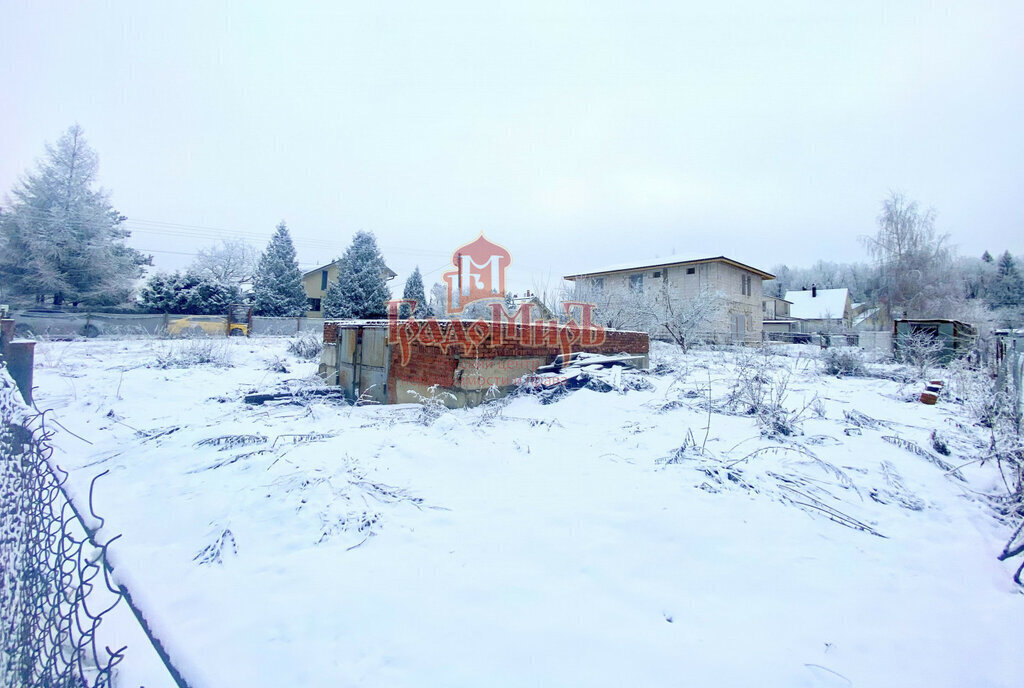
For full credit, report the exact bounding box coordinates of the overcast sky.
[2,1,1022,294]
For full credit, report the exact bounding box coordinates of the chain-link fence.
[0,373,190,688]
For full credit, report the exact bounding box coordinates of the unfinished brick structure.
[320,321,649,407]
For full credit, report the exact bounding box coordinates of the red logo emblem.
[442,234,512,314]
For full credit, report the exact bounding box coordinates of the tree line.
[0,126,397,319]
[766,192,1023,329]
[2,126,1021,329]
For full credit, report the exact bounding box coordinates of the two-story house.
[302,260,397,318]
[762,295,796,335]
[564,256,775,343]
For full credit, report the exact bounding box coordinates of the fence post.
[5,341,35,404]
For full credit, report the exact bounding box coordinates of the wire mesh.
[2,377,128,687]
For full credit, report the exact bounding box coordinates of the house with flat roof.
[564,256,774,344]
[762,294,797,335]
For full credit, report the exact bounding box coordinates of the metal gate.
[335,325,389,404]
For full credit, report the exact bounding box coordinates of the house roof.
[303,260,397,279]
[784,288,850,320]
[853,307,880,327]
[563,255,774,281]
[763,295,792,304]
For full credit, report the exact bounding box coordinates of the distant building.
[784,286,852,332]
[894,319,977,364]
[762,295,796,335]
[565,256,774,343]
[852,302,887,331]
[302,260,397,318]
[509,292,554,321]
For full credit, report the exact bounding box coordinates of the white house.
[762,295,796,335]
[784,286,853,332]
[565,256,775,343]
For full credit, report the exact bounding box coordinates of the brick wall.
[322,321,648,403]
[387,321,649,395]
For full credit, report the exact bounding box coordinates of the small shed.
[894,319,976,364]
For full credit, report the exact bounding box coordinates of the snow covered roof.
[564,255,774,280]
[784,288,850,320]
[853,307,879,327]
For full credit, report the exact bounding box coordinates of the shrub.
[895,330,946,380]
[728,348,814,437]
[287,331,323,360]
[154,339,233,368]
[820,348,867,377]
[138,271,242,315]
[407,384,456,424]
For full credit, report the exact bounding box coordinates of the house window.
[308,297,322,312]
[321,270,328,291]
[593,277,604,292]
[686,267,696,275]
[630,274,644,291]
[740,274,752,296]
[652,271,661,278]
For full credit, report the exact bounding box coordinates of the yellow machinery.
[166,305,252,337]
[227,304,252,337]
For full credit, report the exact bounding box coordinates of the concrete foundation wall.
[322,321,650,407]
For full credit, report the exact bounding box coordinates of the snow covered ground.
[29,336,1024,687]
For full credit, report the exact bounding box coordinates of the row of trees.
[3,128,1020,329]
[0,125,399,319]
[767,192,1024,329]
[138,225,397,318]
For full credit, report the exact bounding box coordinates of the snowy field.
[29,336,1024,688]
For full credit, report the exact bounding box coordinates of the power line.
[4,208,561,278]
[3,208,453,259]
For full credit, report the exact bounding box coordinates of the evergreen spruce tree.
[987,251,1024,309]
[322,231,390,318]
[982,250,994,263]
[138,271,241,315]
[253,221,308,316]
[400,266,428,318]
[0,125,149,306]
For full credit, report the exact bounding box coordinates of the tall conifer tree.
[253,221,307,316]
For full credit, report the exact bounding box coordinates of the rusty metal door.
[335,326,389,404]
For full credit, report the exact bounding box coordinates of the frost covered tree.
[0,125,150,306]
[566,278,724,348]
[650,284,727,350]
[768,261,879,303]
[138,271,241,315]
[253,221,307,316]
[987,252,1024,310]
[863,192,957,318]
[427,282,447,317]
[322,231,390,319]
[191,239,258,288]
[400,266,428,318]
